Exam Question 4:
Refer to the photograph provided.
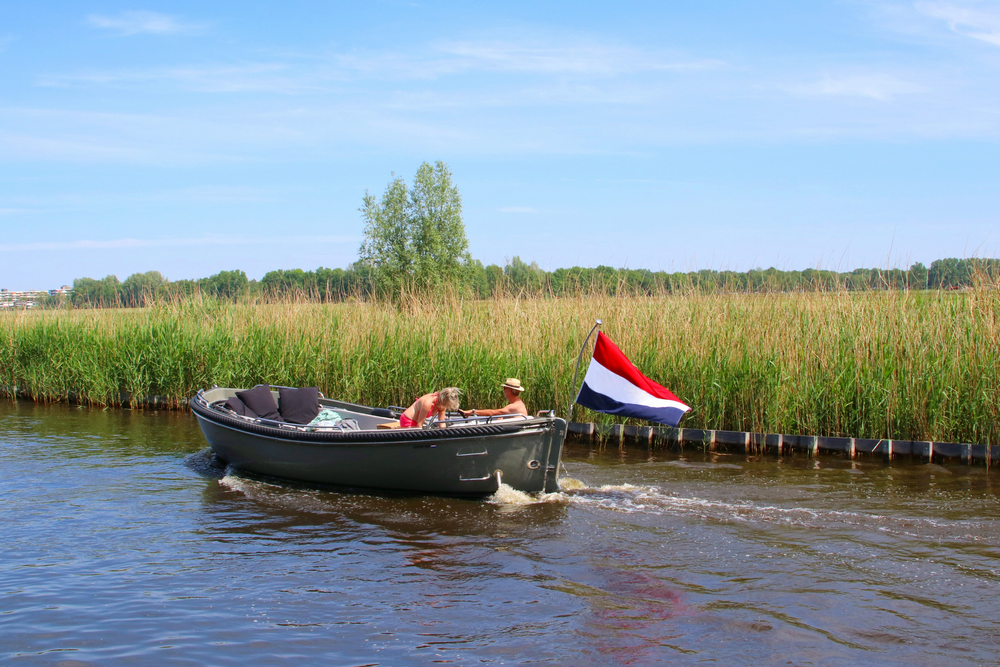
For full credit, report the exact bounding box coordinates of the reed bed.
[0,284,997,444]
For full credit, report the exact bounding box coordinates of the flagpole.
[566,319,602,421]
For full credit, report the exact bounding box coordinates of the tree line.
[55,256,998,308]
[53,161,999,308]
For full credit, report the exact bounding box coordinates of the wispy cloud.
[795,73,927,101]
[12,22,1000,161]
[434,40,723,76]
[332,38,724,81]
[2,185,280,208]
[499,206,538,213]
[0,235,359,253]
[915,1,1000,46]
[0,107,272,164]
[86,11,204,36]
[37,63,318,94]
[44,34,721,93]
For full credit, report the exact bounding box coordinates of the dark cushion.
[236,385,282,422]
[278,386,320,424]
[223,396,257,418]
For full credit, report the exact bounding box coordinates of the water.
[2,401,998,666]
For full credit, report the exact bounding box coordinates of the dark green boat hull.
[191,388,566,496]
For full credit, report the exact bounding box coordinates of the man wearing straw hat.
[460,378,528,418]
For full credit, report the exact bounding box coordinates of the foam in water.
[556,476,587,490]
[487,482,538,505]
[219,472,251,493]
[485,470,577,506]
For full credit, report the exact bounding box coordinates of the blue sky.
[1,1,998,289]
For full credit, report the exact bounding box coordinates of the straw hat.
[501,378,525,393]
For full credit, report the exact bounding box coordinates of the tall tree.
[358,175,411,294]
[409,161,470,286]
[358,161,470,295]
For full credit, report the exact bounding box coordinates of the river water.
[2,400,998,666]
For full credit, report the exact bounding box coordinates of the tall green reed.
[0,283,996,443]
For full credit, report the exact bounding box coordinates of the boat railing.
[426,412,540,428]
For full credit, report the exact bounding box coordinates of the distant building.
[0,286,72,310]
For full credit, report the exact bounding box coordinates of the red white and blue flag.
[575,332,691,427]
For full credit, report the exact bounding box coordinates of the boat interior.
[196,386,534,432]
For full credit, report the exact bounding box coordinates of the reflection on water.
[2,400,998,666]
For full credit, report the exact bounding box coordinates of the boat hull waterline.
[190,388,567,495]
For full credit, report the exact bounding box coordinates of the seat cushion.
[278,386,320,424]
[235,385,282,422]
[223,396,257,418]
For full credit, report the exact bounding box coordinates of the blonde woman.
[399,387,462,428]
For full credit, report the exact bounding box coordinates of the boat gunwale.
[189,391,561,446]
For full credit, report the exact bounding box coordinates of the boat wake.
[483,478,994,542]
[212,468,991,544]
[217,469,347,515]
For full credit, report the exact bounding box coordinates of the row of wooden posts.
[566,422,998,466]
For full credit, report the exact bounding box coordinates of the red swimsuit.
[400,394,438,428]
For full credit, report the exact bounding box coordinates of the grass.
[0,283,997,444]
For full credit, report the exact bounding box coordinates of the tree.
[201,270,249,299]
[121,271,166,307]
[358,175,412,294]
[409,161,470,286]
[72,275,121,308]
[358,161,471,295]
[909,262,927,289]
[929,258,962,289]
[260,268,309,297]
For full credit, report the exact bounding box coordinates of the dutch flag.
[575,331,691,427]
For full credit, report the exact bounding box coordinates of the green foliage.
[358,161,471,296]
[72,275,121,307]
[409,161,470,286]
[120,271,166,307]
[201,270,249,299]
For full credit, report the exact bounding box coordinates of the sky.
[1,0,999,289]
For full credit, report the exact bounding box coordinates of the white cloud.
[915,1,1000,46]
[499,206,539,213]
[795,73,927,101]
[86,11,203,36]
[0,235,359,253]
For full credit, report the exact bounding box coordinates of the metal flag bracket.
[566,319,602,421]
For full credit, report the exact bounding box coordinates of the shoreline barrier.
[3,388,994,466]
[566,422,997,467]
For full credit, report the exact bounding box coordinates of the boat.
[189,386,567,496]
